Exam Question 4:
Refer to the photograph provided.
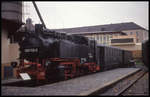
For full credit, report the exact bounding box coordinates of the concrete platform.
[2,78,22,84]
[2,68,141,96]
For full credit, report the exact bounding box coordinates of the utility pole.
[32,1,46,29]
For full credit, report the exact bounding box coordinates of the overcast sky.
[23,1,149,30]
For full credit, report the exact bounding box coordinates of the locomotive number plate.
[19,73,31,80]
[24,48,38,53]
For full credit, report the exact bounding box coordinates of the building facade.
[53,22,148,59]
[110,35,142,59]
[110,35,141,51]
[70,31,126,45]
[53,22,148,45]
[110,35,137,46]
[122,29,148,43]
[2,1,23,79]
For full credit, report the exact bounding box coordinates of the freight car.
[122,50,133,67]
[96,45,133,70]
[11,24,133,81]
[142,40,149,68]
[96,44,123,70]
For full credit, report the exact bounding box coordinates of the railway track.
[121,72,149,95]
[116,71,147,95]
[94,70,148,96]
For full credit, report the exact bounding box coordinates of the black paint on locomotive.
[19,24,95,64]
[18,24,133,73]
[142,40,149,68]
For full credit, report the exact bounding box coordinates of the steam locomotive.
[142,40,149,68]
[12,24,133,81]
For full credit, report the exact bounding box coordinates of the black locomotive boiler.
[12,24,133,81]
[14,24,99,80]
[142,40,149,68]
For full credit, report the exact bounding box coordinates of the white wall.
[9,43,20,63]
[2,28,20,79]
[2,29,10,64]
[2,29,20,64]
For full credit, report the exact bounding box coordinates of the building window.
[91,36,94,40]
[111,38,134,43]
[136,39,139,43]
[130,32,133,35]
[94,35,96,40]
[136,32,138,36]
[103,42,107,45]
[107,35,109,42]
[99,35,101,42]
[103,36,106,41]
[109,35,112,41]
[101,35,103,42]
[101,27,105,31]
[96,35,99,40]
[114,34,117,36]
[100,35,103,42]
[110,35,112,38]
